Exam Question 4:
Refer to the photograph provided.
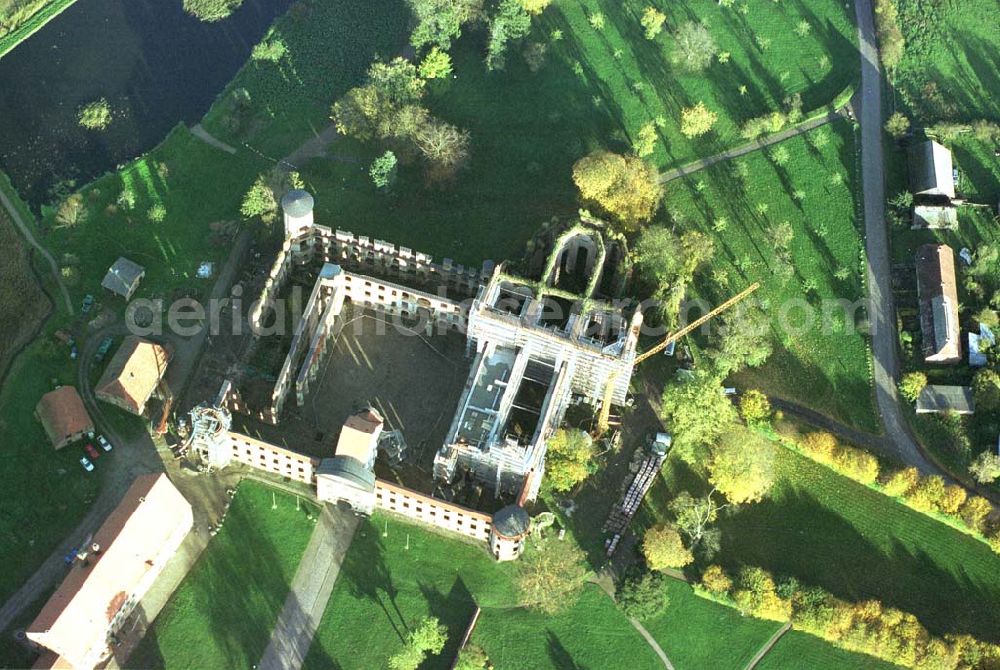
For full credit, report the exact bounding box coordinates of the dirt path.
[191,123,238,155]
[590,575,675,670]
[743,622,792,670]
[658,107,848,184]
[257,505,360,670]
[0,186,73,315]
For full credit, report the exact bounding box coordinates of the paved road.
[0,186,73,315]
[658,107,847,184]
[257,505,360,670]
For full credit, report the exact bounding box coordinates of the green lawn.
[304,513,518,670]
[756,629,902,670]
[642,579,781,670]
[127,481,317,669]
[473,585,663,670]
[642,445,1000,642]
[655,121,876,431]
[895,0,1000,122]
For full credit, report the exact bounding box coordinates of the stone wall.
[227,431,319,484]
[374,479,493,543]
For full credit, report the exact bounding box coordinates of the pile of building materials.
[603,433,671,556]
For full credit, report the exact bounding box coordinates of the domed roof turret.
[492,504,530,538]
[281,189,314,217]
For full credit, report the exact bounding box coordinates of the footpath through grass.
[304,513,518,670]
[642,446,1000,642]
[757,629,903,670]
[127,481,317,669]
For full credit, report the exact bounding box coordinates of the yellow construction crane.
[594,282,761,436]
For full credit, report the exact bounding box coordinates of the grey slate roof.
[492,504,530,538]
[916,385,975,414]
[101,257,145,298]
[908,140,955,199]
[281,189,314,218]
[317,455,375,491]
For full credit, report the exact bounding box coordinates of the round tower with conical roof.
[281,189,315,239]
[490,504,530,561]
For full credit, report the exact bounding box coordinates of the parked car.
[95,337,114,362]
[97,435,112,452]
[79,457,94,473]
[81,294,95,313]
[84,444,100,460]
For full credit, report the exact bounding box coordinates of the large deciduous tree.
[709,302,773,375]
[572,151,663,231]
[517,536,588,613]
[708,427,775,504]
[671,21,717,72]
[660,370,738,462]
[388,617,448,670]
[406,0,484,50]
[545,429,598,492]
[486,0,532,70]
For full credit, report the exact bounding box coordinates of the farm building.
[34,386,93,450]
[915,244,961,364]
[100,257,145,300]
[916,385,975,415]
[909,140,955,200]
[95,337,170,415]
[912,205,958,230]
[26,474,192,670]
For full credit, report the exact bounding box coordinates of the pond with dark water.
[0,0,293,209]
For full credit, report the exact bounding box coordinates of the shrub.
[885,112,910,138]
[905,475,946,513]
[830,446,880,485]
[632,122,658,157]
[680,102,718,138]
[370,151,398,189]
[969,451,1000,484]
[959,496,992,533]
[616,572,669,620]
[420,46,453,79]
[738,390,771,423]
[800,431,838,461]
[147,204,167,223]
[732,566,792,621]
[251,37,287,62]
[642,524,693,570]
[899,371,927,403]
[640,7,666,40]
[701,564,732,594]
[183,0,244,22]
[77,98,112,130]
[882,466,920,497]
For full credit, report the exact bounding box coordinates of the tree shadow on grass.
[418,576,476,669]
[340,520,408,643]
[715,485,1000,642]
[547,629,587,670]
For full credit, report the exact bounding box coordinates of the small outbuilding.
[95,337,170,416]
[915,243,961,364]
[969,323,995,368]
[912,205,958,230]
[916,385,975,415]
[490,504,530,561]
[101,257,145,300]
[35,386,93,450]
[909,140,955,200]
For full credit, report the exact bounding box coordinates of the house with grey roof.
[909,140,956,200]
[916,385,975,415]
[101,257,145,300]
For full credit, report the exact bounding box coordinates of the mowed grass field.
[304,514,519,670]
[641,445,1000,642]
[757,629,902,670]
[895,0,1000,121]
[656,122,875,430]
[127,481,317,670]
[643,579,781,670]
[539,0,858,169]
[472,586,662,670]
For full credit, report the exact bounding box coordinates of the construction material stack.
[603,433,672,556]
